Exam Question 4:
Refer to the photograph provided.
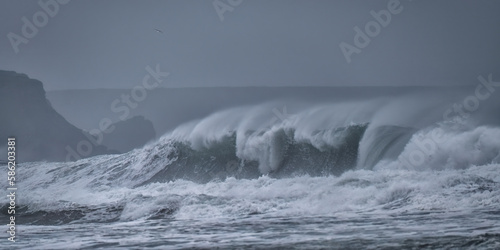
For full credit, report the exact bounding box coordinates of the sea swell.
[2,165,499,225]
[1,100,500,226]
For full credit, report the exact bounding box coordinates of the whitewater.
[2,93,500,249]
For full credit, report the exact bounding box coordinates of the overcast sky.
[1,0,499,90]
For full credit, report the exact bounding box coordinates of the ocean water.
[5,166,500,249]
[3,99,500,249]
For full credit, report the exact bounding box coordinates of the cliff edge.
[0,70,115,162]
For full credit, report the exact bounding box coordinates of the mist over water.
[3,87,500,248]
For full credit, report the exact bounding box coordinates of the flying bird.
[154,29,163,34]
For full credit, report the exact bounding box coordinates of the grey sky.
[1,0,499,90]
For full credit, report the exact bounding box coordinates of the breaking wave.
[2,99,500,225]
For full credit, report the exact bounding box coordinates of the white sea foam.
[3,97,499,224]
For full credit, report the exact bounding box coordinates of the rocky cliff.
[0,70,115,162]
[102,116,156,153]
